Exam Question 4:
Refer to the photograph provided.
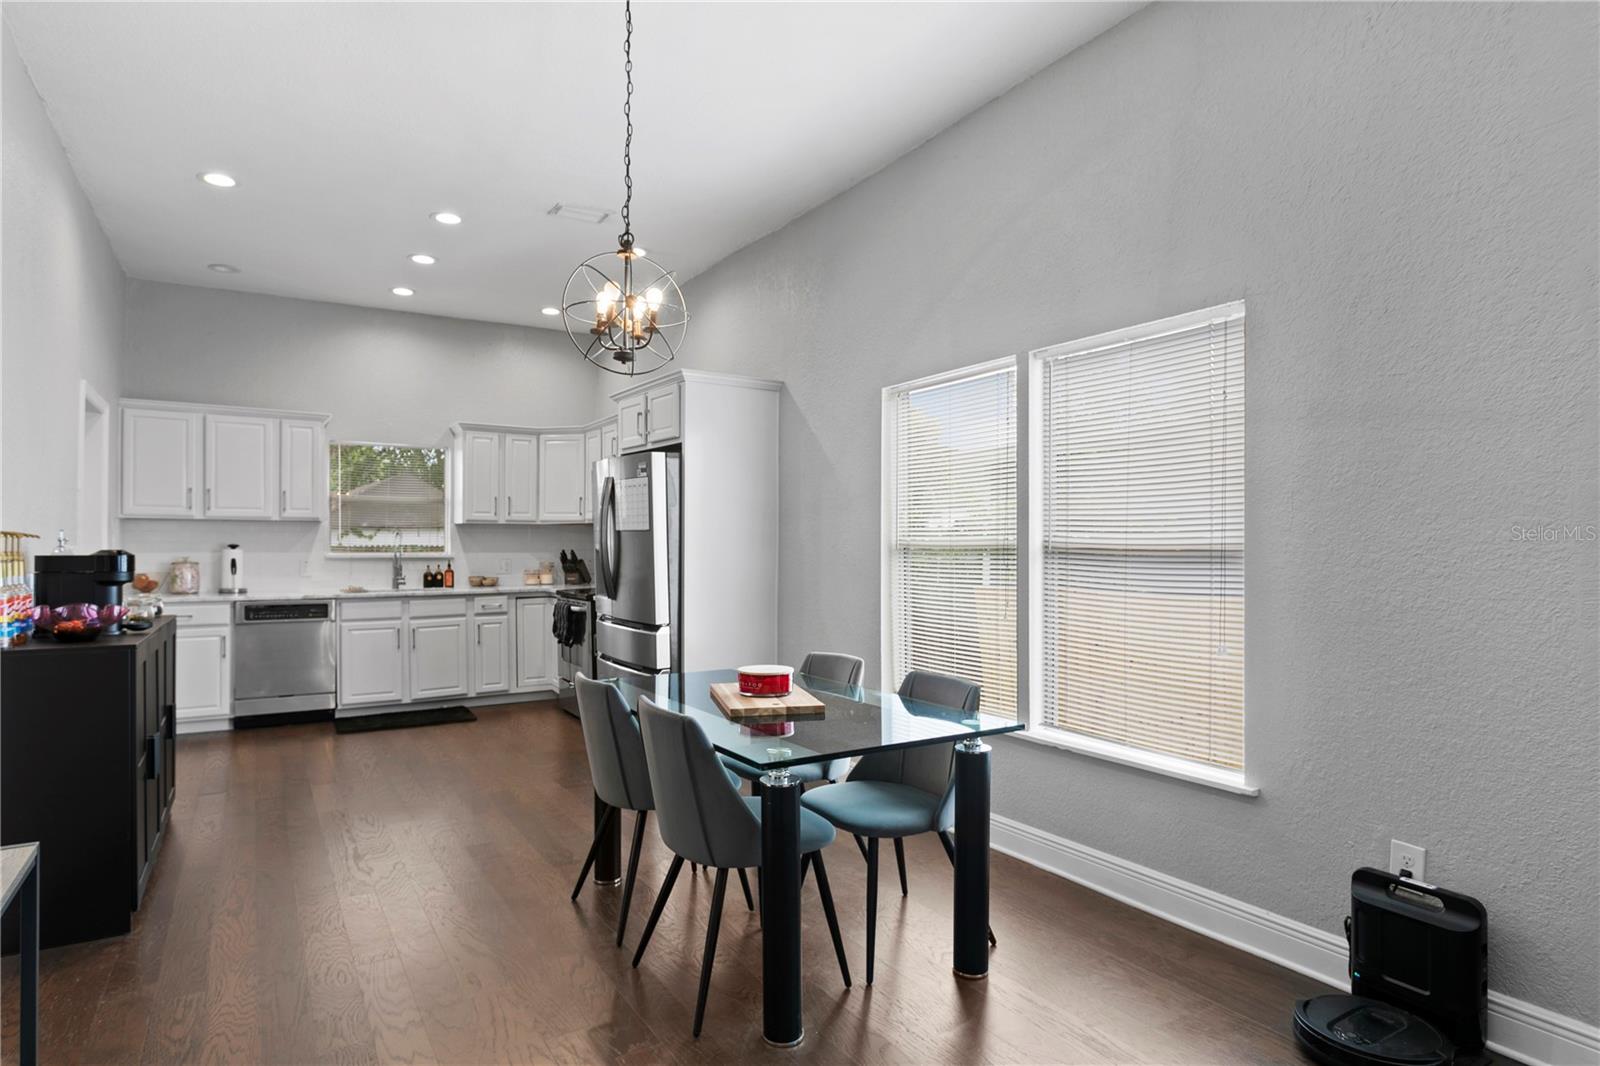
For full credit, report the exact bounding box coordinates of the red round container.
[737,665,793,697]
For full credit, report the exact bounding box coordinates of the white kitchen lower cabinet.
[514,598,556,690]
[473,614,511,694]
[174,626,230,726]
[410,617,469,700]
[339,620,406,706]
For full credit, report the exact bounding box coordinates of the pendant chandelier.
[562,0,687,376]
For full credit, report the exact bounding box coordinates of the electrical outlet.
[1390,839,1427,881]
[500,558,511,573]
[300,560,312,577]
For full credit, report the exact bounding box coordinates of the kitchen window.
[329,442,449,554]
[883,359,1018,719]
[1031,302,1246,780]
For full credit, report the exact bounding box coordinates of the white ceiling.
[6,1,1141,328]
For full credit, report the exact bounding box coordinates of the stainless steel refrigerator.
[593,449,681,683]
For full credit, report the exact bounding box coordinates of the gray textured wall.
[650,3,1599,1020]
[121,279,600,442]
[2,25,125,542]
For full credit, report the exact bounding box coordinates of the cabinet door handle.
[411,629,417,649]
[146,734,161,779]
[506,495,512,516]
[186,486,193,510]
[494,496,499,517]
[394,629,400,650]
[205,487,212,511]
[636,411,643,436]
[281,489,287,513]
[220,635,226,659]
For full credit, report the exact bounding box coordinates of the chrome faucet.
[392,552,406,590]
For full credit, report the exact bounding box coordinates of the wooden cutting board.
[710,682,826,719]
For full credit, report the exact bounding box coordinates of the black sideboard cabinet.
[2,616,176,949]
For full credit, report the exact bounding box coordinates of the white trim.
[1012,725,1260,796]
[1028,299,1247,364]
[990,815,1600,1066]
[118,396,330,424]
[885,353,1016,397]
[76,380,112,549]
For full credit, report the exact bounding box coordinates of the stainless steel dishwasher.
[232,600,337,719]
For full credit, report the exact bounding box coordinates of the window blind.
[1037,306,1244,769]
[888,364,1017,719]
[329,442,448,553]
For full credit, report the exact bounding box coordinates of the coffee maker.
[34,549,136,634]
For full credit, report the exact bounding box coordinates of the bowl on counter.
[31,603,129,642]
[477,576,499,588]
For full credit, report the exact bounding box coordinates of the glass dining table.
[599,667,1024,1048]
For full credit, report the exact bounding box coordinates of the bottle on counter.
[443,559,454,588]
[423,565,436,589]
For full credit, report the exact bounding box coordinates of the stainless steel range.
[232,600,337,718]
[554,588,595,716]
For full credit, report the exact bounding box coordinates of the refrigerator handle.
[599,475,620,598]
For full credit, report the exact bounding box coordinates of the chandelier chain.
[619,0,634,247]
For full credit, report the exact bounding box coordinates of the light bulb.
[645,287,663,310]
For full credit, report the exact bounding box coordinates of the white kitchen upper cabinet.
[514,598,555,689]
[645,382,682,445]
[205,414,278,518]
[538,434,586,523]
[473,615,511,695]
[174,626,230,723]
[504,433,539,522]
[279,418,325,521]
[339,621,407,706]
[457,430,502,522]
[121,407,200,517]
[410,617,469,700]
[617,394,648,453]
[582,428,603,521]
[599,420,620,460]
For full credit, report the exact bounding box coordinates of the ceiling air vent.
[547,203,612,225]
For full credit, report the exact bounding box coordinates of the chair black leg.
[571,804,618,901]
[865,837,879,985]
[939,830,997,947]
[894,837,909,896]
[616,811,648,947]
[853,834,870,862]
[809,851,851,988]
[737,867,755,911]
[631,855,683,968]
[692,869,729,1038]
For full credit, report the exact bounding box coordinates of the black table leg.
[20,858,38,1066]
[594,792,621,886]
[760,770,804,1047]
[952,739,991,980]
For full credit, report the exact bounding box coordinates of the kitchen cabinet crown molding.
[119,397,330,424]
[607,368,781,403]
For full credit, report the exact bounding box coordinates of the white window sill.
[1010,726,1260,797]
[325,552,452,561]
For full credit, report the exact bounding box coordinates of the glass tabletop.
[607,668,1024,770]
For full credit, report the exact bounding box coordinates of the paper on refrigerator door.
[616,477,651,531]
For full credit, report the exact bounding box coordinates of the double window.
[329,442,449,554]
[884,302,1246,786]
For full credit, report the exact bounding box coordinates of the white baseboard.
[175,716,231,735]
[991,815,1600,1066]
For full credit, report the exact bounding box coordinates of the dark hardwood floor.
[1,700,1325,1064]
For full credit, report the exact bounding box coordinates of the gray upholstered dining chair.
[799,668,992,985]
[632,696,852,1038]
[719,651,864,789]
[571,674,659,947]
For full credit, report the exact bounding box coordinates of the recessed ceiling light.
[541,306,559,316]
[199,172,237,188]
[391,287,415,297]
[409,254,436,265]
[430,212,462,225]
[207,263,240,273]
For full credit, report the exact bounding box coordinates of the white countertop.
[166,584,591,603]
